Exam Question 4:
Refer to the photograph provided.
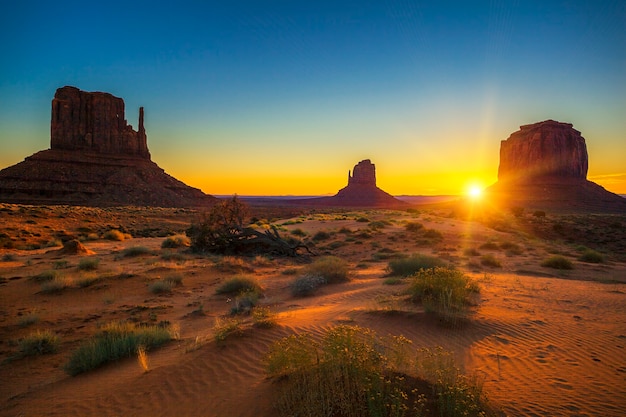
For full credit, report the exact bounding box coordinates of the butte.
[295,159,407,208]
[0,86,215,207]
[485,119,626,213]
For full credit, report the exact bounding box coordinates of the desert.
[1,201,625,416]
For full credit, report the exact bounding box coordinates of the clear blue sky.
[1,0,625,195]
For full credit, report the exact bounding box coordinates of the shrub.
[18,311,40,327]
[480,254,501,268]
[54,260,69,269]
[368,220,387,230]
[290,228,306,237]
[291,273,327,297]
[500,241,523,255]
[216,276,262,295]
[30,270,59,283]
[149,280,173,294]
[387,254,446,277]
[104,229,126,241]
[578,249,604,263]
[78,257,100,271]
[541,255,573,270]
[18,330,60,356]
[213,317,242,343]
[252,306,277,328]
[65,321,171,375]
[161,251,186,262]
[405,221,424,232]
[266,325,492,417]
[304,256,349,283]
[356,217,370,223]
[213,256,253,273]
[312,231,331,241]
[75,275,103,288]
[161,234,191,248]
[40,276,71,293]
[408,267,479,325]
[120,246,152,258]
[164,273,183,286]
[423,228,443,239]
[1,253,16,262]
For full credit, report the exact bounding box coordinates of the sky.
[1,0,625,196]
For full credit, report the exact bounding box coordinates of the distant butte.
[294,159,407,208]
[486,120,626,213]
[0,86,215,207]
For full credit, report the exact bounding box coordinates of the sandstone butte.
[486,119,626,213]
[293,159,408,208]
[0,86,215,207]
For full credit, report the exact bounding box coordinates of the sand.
[1,205,625,416]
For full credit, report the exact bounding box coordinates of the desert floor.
[1,203,625,416]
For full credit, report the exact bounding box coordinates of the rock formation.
[294,159,407,208]
[498,120,588,182]
[51,86,150,158]
[486,120,625,213]
[0,86,215,207]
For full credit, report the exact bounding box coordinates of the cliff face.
[487,120,625,213]
[0,86,214,207]
[498,120,588,183]
[51,86,150,159]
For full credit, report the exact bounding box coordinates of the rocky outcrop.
[0,86,215,207]
[487,120,625,213]
[51,86,150,159]
[498,120,588,183]
[293,159,407,208]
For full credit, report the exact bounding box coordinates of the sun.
[467,184,483,199]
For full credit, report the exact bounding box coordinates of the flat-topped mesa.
[498,119,588,183]
[51,86,150,159]
[348,159,377,186]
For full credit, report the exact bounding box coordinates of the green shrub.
[252,306,277,328]
[266,326,492,417]
[312,231,331,241]
[213,317,242,343]
[423,228,443,239]
[480,254,501,268]
[65,321,171,375]
[216,276,262,295]
[387,254,446,277]
[408,267,479,325]
[164,273,183,286]
[75,275,103,288]
[149,280,173,294]
[541,255,573,270]
[578,249,604,263]
[304,256,349,283]
[368,220,387,230]
[120,246,152,258]
[356,217,370,223]
[53,260,69,269]
[40,276,71,293]
[405,221,424,232]
[78,257,100,271]
[30,270,59,283]
[291,274,326,297]
[18,330,59,356]
[290,228,306,237]
[161,234,190,248]
[230,290,259,315]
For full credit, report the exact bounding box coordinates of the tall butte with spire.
[0,86,214,207]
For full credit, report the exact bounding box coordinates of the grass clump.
[30,270,59,283]
[291,273,327,297]
[408,267,479,325]
[18,330,60,356]
[578,249,604,263]
[312,231,331,241]
[65,321,171,375]
[214,256,253,273]
[387,254,446,277]
[40,276,71,293]
[230,290,260,315]
[78,257,100,271]
[304,256,349,283]
[541,255,574,270]
[252,306,277,328]
[405,221,424,233]
[216,275,262,295]
[480,254,502,268]
[75,274,103,288]
[266,325,492,417]
[149,280,174,294]
[213,317,243,343]
[161,234,190,248]
[120,246,152,258]
[18,311,40,327]
[103,229,126,241]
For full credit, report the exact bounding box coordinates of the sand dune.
[1,206,625,416]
